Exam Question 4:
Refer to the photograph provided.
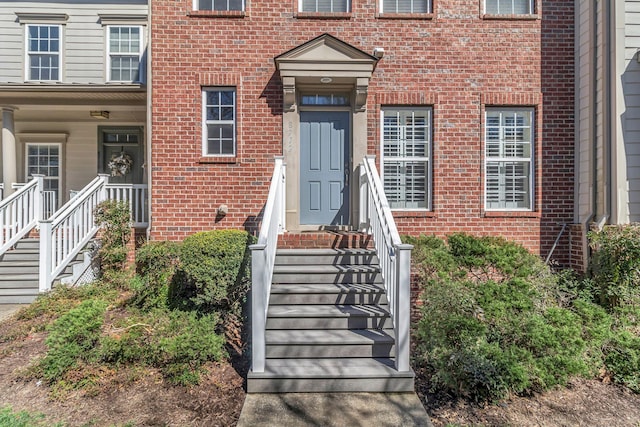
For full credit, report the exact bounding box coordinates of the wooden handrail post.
[395,243,413,372]
[39,220,53,292]
[250,243,267,373]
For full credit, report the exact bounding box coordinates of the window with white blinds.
[485,108,534,210]
[197,0,244,11]
[485,0,534,15]
[381,108,431,210]
[300,0,350,12]
[381,0,430,13]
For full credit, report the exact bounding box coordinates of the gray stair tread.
[273,265,380,273]
[0,288,39,295]
[0,274,39,281]
[252,358,412,378]
[266,329,394,345]
[268,304,389,317]
[277,248,376,255]
[270,283,384,294]
[0,261,39,266]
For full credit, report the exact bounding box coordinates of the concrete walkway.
[237,392,433,427]
[0,304,26,323]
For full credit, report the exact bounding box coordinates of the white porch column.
[2,107,18,197]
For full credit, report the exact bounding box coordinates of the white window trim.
[24,142,63,202]
[484,0,535,15]
[202,87,237,157]
[298,0,351,12]
[380,107,432,211]
[484,107,534,211]
[24,24,63,82]
[106,25,144,83]
[379,0,432,14]
[193,0,246,11]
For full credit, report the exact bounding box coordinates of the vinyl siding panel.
[625,0,640,221]
[0,1,147,84]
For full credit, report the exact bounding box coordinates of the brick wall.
[150,0,574,263]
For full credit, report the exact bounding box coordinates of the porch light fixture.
[320,77,332,84]
[90,110,110,119]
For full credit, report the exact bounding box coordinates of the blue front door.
[300,111,350,225]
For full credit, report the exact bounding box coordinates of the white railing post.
[33,174,44,221]
[250,243,267,373]
[395,243,413,372]
[98,174,109,203]
[39,220,52,292]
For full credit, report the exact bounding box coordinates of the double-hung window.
[203,88,236,156]
[26,25,61,81]
[381,108,431,210]
[485,108,534,210]
[485,0,534,15]
[196,0,244,11]
[300,0,350,12]
[381,0,431,13]
[107,26,143,82]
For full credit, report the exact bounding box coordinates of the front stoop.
[247,247,415,393]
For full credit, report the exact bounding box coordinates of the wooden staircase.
[247,234,415,392]
[0,238,41,304]
[0,238,89,304]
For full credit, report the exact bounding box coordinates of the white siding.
[0,1,147,84]
[576,0,594,222]
[625,0,640,221]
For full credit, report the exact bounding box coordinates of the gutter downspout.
[145,2,153,239]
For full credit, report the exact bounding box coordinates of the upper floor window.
[107,26,143,82]
[196,0,244,11]
[381,0,431,13]
[485,0,534,15]
[300,0,350,12]
[26,25,61,81]
[202,88,236,156]
[485,108,534,210]
[381,108,431,210]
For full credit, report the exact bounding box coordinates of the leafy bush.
[131,241,181,310]
[96,310,225,385]
[40,300,107,383]
[411,233,592,401]
[589,224,640,309]
[173,230,253,315]
[94,200,131,273]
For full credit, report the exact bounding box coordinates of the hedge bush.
[589,224,640,309]
[93,200,131,277]
[131,241,181,310]
[409,234,591,401]
[173,229,254,314]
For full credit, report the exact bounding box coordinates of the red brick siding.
[150,0,574,264]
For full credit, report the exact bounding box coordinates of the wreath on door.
[108,152,133,177]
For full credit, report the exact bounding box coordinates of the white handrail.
[250,157,286,373]
[106,184,149,227]
[0,176,43,255]
[360,155,412,372]
[39,175,109,292]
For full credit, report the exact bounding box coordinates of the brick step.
[278,232,373,250]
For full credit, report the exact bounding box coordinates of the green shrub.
[604,330,640,392]
[40,300,107,383]
[94,200,131,273]
[130,241,181,310]
[173,229,253,314]
[412,234,594,401]
[589,224,640,309]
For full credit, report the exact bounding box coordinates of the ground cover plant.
[3,201,254,410]
[409,232,640,403]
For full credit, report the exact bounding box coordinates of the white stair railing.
[0,175,44,255]
[250,157,286,373]
[39,175,109,292]
[360,155,413,372]
[106,184,149,227]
